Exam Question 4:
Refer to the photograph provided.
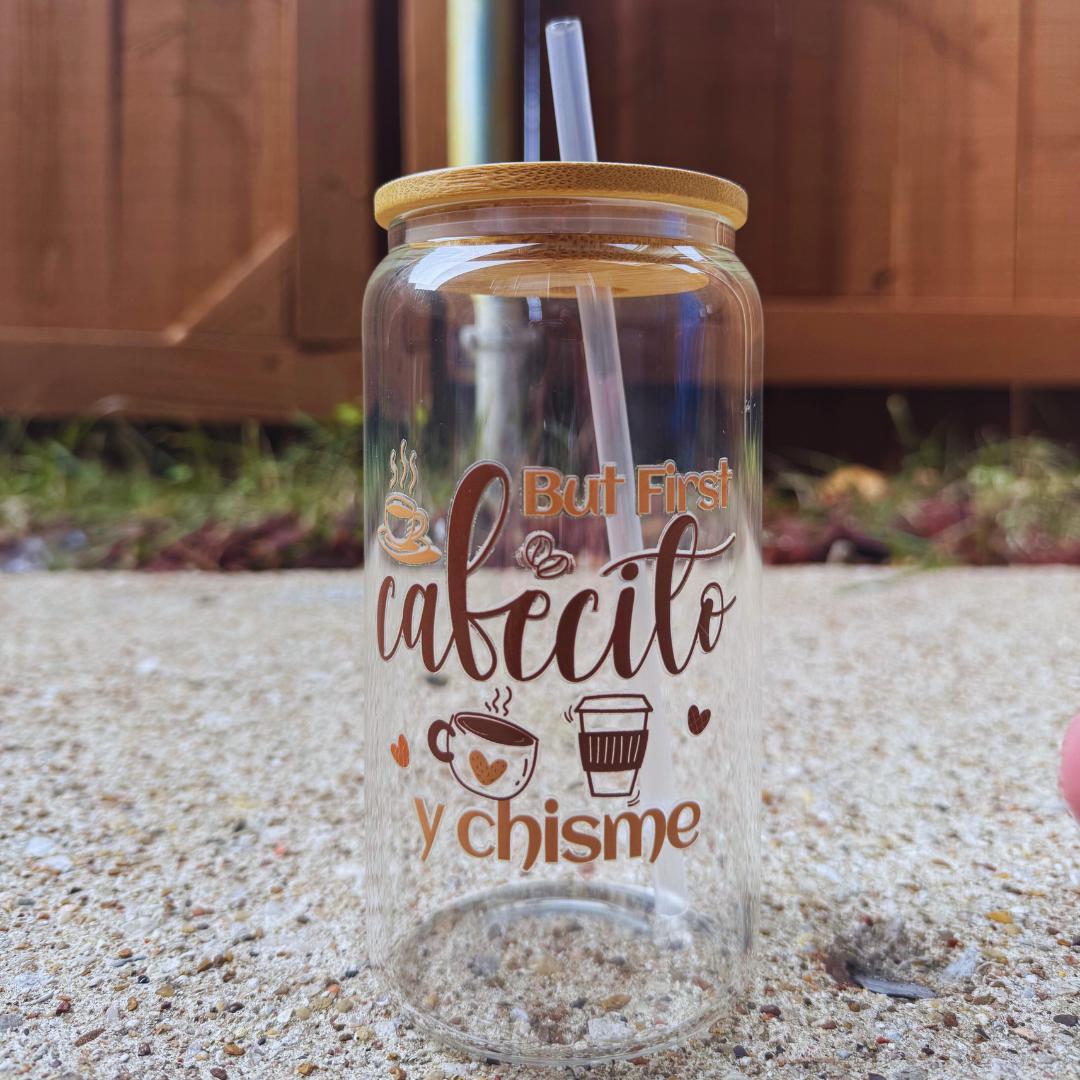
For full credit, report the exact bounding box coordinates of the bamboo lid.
[374,161,748,230]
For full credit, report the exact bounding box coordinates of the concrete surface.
[0,568,1077,1079]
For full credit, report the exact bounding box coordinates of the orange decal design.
[377,439,441,566]
[390,733,410,768]
[469,749,508,787]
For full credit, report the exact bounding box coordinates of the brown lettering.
[442,798,702,866]
[377,462,736,684]
[497,798,543,872]
[667,801,701,850]
[457,807,494,858]
[561,814,602,863]
[603,808,668,864]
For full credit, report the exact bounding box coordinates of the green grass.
[1,405,1077,569]
[0,408,363,570]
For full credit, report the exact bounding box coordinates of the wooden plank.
[178,0,258,310]
[831,0,901,298]
[765,302,1080,386]
[249,0,295,247]
[1,295,1076,422]
[49,0,113,327]
[294,0,376,343]
[532,1,777,290]
[0,339,362,421]
[622,0,778,292]
[117,0,293,333]
[0,0,112,328]
[772,0,846,296]
[167,229,292,342]
[401,0,449,172]
[893,0,1021,300]
[1015,0,1080,301]
[0,4,17,324]
[113,0,187,330]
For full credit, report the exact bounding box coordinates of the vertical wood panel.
[832,0,901,298]
[0,4,19,325]
[178,0,257,308]
[893,0,1020,300]
[400,0,448,173]
[116,0,293,334]
[249,0,294,247]
[535,0,778,290]
[622,0,778,292]
[1016,0,1080,301]
[1,1,112,328]
[114,0,186,330]
[46,0,112,327]
[295,0,376,342]
[772,0,845,296]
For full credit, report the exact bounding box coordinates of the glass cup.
[362,162,763,1066]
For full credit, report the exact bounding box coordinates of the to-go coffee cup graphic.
[427,711,538,801]
[571,693,652,799]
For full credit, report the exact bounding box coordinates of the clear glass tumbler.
[362,162,762,1066]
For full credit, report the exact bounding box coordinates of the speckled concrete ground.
[0,569,1077,1080]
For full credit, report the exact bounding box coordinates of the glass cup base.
[386,880,744,1067]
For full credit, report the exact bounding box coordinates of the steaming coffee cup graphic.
[378,491,441,565]
[427,711,538,801]
[572,693,652,798]
[377,438,441,566]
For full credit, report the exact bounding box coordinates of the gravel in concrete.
[0,568,1077,1079]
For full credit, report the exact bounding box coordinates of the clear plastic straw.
[546,18,688,914]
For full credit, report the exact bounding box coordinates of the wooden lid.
[374,161,748,229]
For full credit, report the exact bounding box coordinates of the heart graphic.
[687,705,712,736]
[390,733,410,768]
[469,749,508,786]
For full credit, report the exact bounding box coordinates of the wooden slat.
[1016,0,1080,301]
[766,301,1080,386]
[400,0,449,173]
[113,0,187,330]
[0,1,112,328]
[772,0,846,296]
[294,0,376,343]
[119,0,293,334]
[0,4,17,324]
[893,0,1021,300]
[0,339,362,422]
[178,0,258,309]
[831,0,901,298]
[3,296,1075,423]
[249,0,294,246]
[611,0,779,293]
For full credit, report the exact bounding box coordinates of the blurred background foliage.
[2,400,1075,571]
[0,407,364,571]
